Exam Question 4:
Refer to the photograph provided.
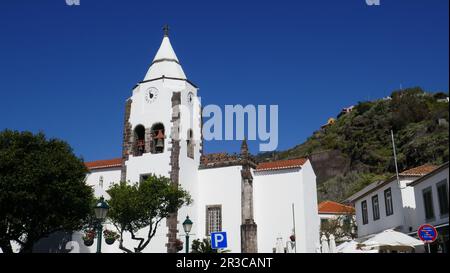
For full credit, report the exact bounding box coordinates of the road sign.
[211,232,227,249]
[418,224,438,243]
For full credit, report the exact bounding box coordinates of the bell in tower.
[155,130,165,153]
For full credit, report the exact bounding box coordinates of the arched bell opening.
[151,123,165,154]
[187,129,194,159]
[133,125,146,156]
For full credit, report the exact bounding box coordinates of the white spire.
[143,26,187,81]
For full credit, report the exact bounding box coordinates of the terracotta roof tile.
[256,158,307,172]
[399,164,438,176]
[85,158,122,170]
[318,201,355,214]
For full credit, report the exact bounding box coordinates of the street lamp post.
[94,196,110,253]
[182,216,193,253]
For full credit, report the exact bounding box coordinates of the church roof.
[143,33,187,81]
[318,201,355,215]
[85,158,122,170]
[255,158,307,172]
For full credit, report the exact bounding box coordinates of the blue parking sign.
[211,232,227,249]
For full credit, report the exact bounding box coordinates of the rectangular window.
[206,205,222,235]
[384,188,394,216]
[437,180,449,216]
[140,174,151,183]
[361,200,368,225]
[423,187,435,220]
[372,195,380,221]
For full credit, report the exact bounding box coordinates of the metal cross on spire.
[163,24,170,37]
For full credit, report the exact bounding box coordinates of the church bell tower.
[120,25,202,253]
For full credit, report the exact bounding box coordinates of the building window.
[436,180,449,216]
[99,176,104,188]
[320,218,329,227]
[133,125,146,156]
[140,174,151,183]
[361,200,368,225]
[423,187,435,220]
[384,188,394,216]
[151,123,165,154]
[187,129,194,159]
[372,195,380,221]
[206,205,222,235]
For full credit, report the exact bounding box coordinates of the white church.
[77,28,320,253]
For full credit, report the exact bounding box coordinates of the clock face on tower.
[145,88,159,104]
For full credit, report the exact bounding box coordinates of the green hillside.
[257,87,449,202]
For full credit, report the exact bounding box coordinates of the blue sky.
[0,0,448,161]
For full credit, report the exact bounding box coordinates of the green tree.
[320,214,357,243]
[107,175,191,253]
[191,238,230,253]
[0,130,93,253]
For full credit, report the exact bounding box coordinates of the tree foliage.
[107,175,191,253]
[320,214,357,243]
[0,130,93,253]
[191,238,230,253]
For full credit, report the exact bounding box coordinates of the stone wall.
[166,92,181,253]
[120,99,133,182]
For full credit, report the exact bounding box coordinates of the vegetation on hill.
[257,87,449,202]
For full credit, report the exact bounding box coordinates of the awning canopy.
[336,240,378,253]
[358,229,424,251]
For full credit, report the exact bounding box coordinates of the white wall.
[197,166,243,253]
[300,160,320,252]
[175,82,202,253]
[413,167,449,230]
[85,168,121,191]
[85,168,121,198]
[354,177,416,237]
[253,162,319,253]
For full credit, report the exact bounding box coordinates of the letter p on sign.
[211,232,227,249]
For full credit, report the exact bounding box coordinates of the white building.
[408,162,449,253]
[78,28,320,253]
[318,201,355,224]
[347,164,438,239]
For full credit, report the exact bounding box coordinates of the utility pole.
[292,203,297,253]
[391,130,400,187]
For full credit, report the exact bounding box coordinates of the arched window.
[99,176,104,188]
[187,129,194,159]
[151,123,165,154]
[133,125,146,156]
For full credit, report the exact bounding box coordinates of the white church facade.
[77,29,320,253]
